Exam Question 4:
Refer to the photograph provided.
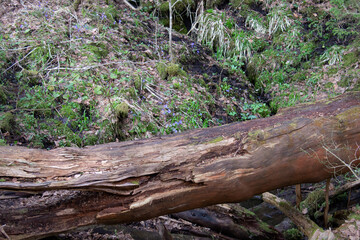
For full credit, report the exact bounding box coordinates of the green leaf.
[110,72,117,79]
[94,85,102,95]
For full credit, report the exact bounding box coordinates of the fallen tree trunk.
[0,92,359,239]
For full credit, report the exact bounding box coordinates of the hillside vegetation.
[0,0,359,149]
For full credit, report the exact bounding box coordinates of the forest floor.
[0,0,359,239]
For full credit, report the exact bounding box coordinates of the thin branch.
[323,146,360,180]
[2,47,37,74]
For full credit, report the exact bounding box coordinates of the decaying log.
[0,92,359,239]
[171,204,283,239]
[262,192,336,240]
[262,192,321,238]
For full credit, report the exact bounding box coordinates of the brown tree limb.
[262,192,321,238]
[324,178,330,228]
[171,204,283,239]
[296,184,302,209]
[0,92,359,239]
[262,192,337,240]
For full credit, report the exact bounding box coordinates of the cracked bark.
[0,92,359,239]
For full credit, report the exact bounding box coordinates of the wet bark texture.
[0,92,359,239]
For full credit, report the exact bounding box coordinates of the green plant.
[250,102,271,118]
[220,78,233,97]
[232,30,253,62]
[246,14,266,35]
[196,11,229,54]
[284,228,303,240]
[267,4,293,36]
[320,45,344,65]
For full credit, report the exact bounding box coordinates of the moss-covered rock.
[300,188,325,217]
[156,62,187,80]
[115,102,129,120]
[74,0,81,11]
[156,62,167,80]
[167,63,187,78]
[133,74,142,91]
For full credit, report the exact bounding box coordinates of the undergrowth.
[0,0,359,148]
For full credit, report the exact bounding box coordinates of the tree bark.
[0,92,359,239]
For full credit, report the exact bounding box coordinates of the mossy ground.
[0,0,358,145]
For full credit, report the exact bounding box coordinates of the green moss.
[324,82,334,89]
[335,107,360,125]
[159,0,195,14]
[0,112,16,134]
[141,2,155,12]
[167,63,187,78]
[235,1,250,15]
[343,50,359,67]
[134,74,142,91]
[74,0,81,11]
[302,61,312,70]
[103,5,120,22]
[30,135,45,149]
[172,82,181,89]
[17,208,28,214]
[84,134,98,146]
[84,43,109,59]
[353,82,360,91]
[259,221,274,233]
[300,189,325,215]
[115,102,129,120]
[205,136,224,144]
[22,69,40,86]
[128,87,137,99]
[348,212,360,221]
[206,0,226,9]
[0,139,7,146]
[248,129,270,142]
[291,72,306,82]
[327,67,339,76]
[284,228,303,240]
[197,78,206,88]
[156,62,187,80]
[156,62,168,80]
[159,2,169,12]
[159,18,169,28]
[338,75,351,88]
